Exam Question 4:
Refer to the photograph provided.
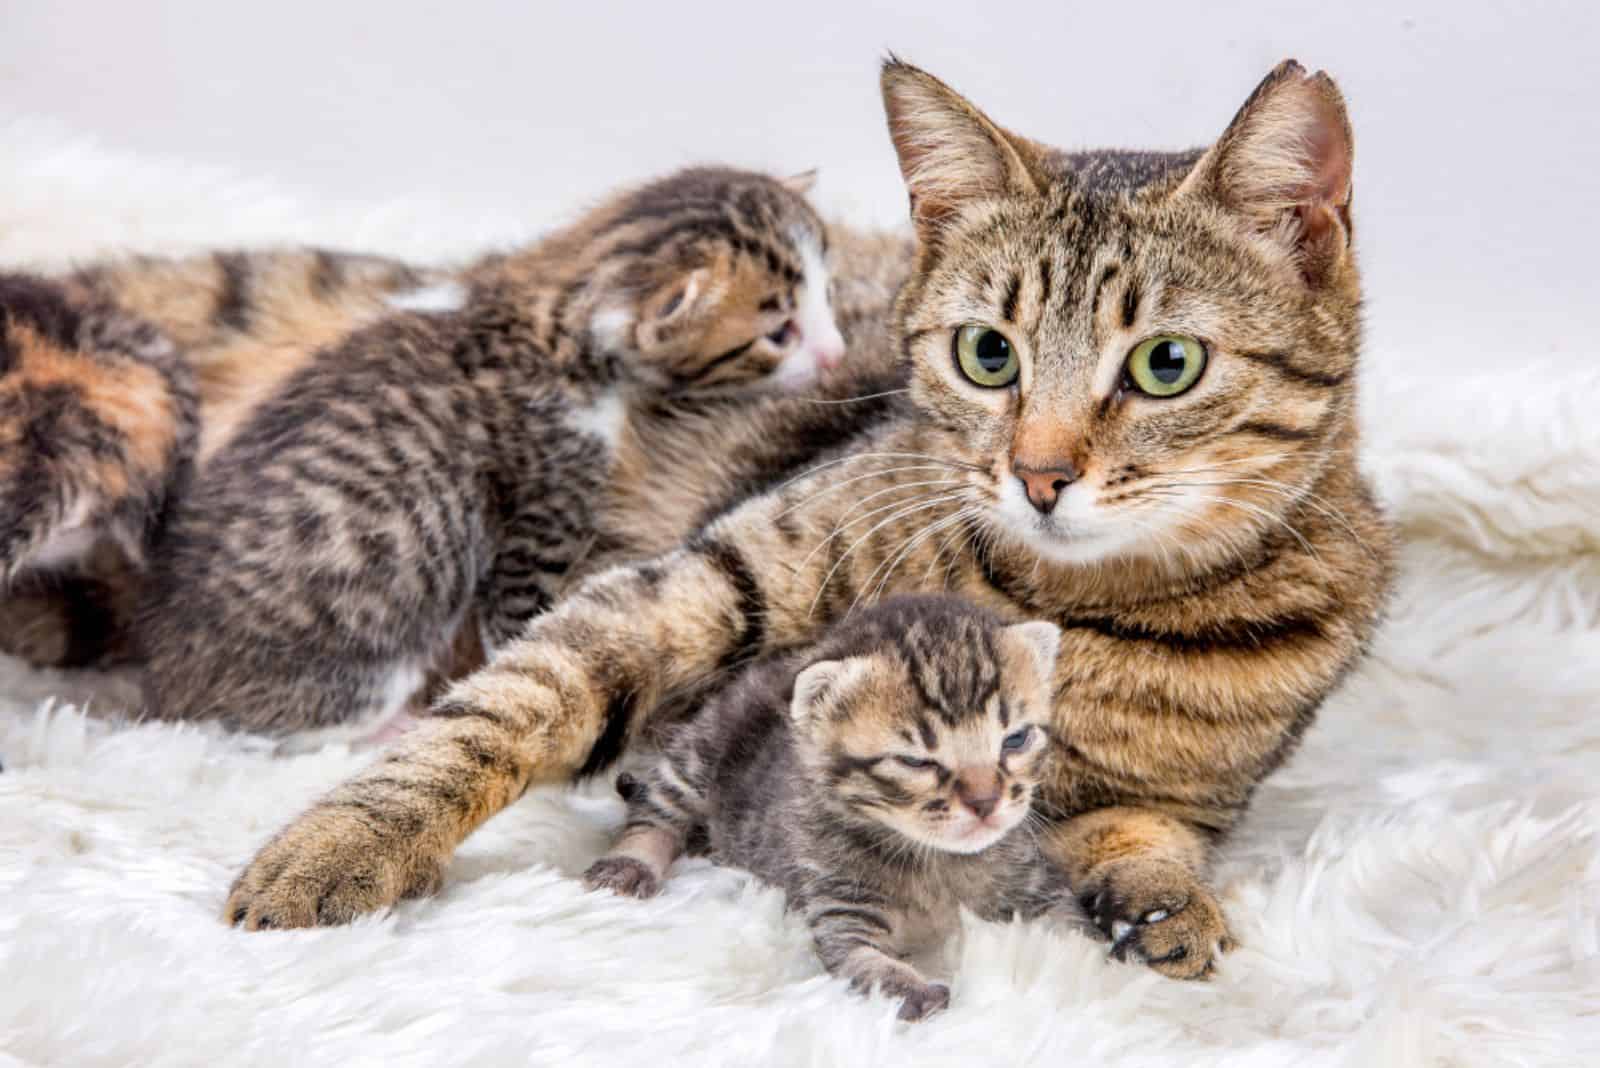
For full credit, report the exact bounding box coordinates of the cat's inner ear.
[879,58,1047,241]
[790,657,870,724]
[1002,620,1062,685]
[1178,59,1355,285]
[781,169,818,195]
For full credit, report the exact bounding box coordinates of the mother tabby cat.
[226,58,1388,978]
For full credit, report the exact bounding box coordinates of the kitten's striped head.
[881,59,1362,573]
[585,167,845,395]
[789,597,1061,855]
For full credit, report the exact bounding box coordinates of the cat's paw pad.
[894,981,950,1022]
[583,855,661,899]
[1079,858,1234,980]
[224,803,445,930]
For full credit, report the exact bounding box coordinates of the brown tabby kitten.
[585,596,1069,1021]
[226,58,1393,984]
[0,168,847,736]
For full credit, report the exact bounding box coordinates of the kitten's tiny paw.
[895,982,951,1022]
[1079,858,1234,980]
[583,855,661,899]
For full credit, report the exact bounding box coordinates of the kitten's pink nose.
[954,770,1001,821]
[813,327,847,371]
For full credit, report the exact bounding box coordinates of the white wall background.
[3,0,1595,370]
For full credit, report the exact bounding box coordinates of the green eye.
[1125,335,1206,397]
[953,325,1019,388]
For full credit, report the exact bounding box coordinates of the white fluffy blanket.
[2,123,1597,1068]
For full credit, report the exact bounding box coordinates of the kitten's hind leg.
[0,273,195,580]
[583,770,695,899]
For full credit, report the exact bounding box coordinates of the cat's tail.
[0,272,197,583]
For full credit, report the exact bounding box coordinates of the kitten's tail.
[0,272,197,583]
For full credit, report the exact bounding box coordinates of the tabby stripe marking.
[1000,271,1021,322]
[213,252,253,331]
[687,534,767,670]
[1058,611,1327,653]
[1234,350,1349,388]
[1229,419,1317,441]
[577,690,640,778]
[811,907,894,935]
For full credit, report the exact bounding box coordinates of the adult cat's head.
[882,59,1361,572]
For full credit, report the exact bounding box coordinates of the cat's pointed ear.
[790,657,870,724]
[782,169,818,195]
[1177,59,1355,286]
[1002,620,1061,683]
[880,57,1048,243]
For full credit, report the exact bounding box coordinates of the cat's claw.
[583,855,661,899]
[1080,859,1234,980]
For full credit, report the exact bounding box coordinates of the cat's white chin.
[992,479,1155,566]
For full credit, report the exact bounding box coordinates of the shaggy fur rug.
[2,123,1597,1068]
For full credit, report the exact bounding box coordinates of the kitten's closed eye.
[896,754,938,771]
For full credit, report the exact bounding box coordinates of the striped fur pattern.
[583,597,1069,1021]
[225,60,1394,984]
[0,273,197,664]
[0,168,844,734]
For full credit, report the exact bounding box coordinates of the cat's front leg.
[806,887,949,1022]
[1046,806,1234,980]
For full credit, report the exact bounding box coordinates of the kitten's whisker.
[796,388,911,405]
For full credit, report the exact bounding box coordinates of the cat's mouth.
[990,471,1153,567]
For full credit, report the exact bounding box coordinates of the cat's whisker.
[853,503,978,615]
[1135,487,1325,567]
[1166,476,1382,559]
[773,451,985,494]
[774,466,963,519]
[797,488,971,575]
[833,479,965,525]
[808,494,969,618]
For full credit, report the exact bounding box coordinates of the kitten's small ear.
[790,657,869,724]
[782,169,818,195]
[645,267,715,327]
[1003,620,1062,683]
[880,57,1048,244]
[1177,59,1355,286]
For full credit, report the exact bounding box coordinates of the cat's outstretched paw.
[583,855,661,899]
[1080,857,1234,980]
[224,803,446,929]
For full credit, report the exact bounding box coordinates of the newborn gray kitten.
[584,595,1073,1021]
